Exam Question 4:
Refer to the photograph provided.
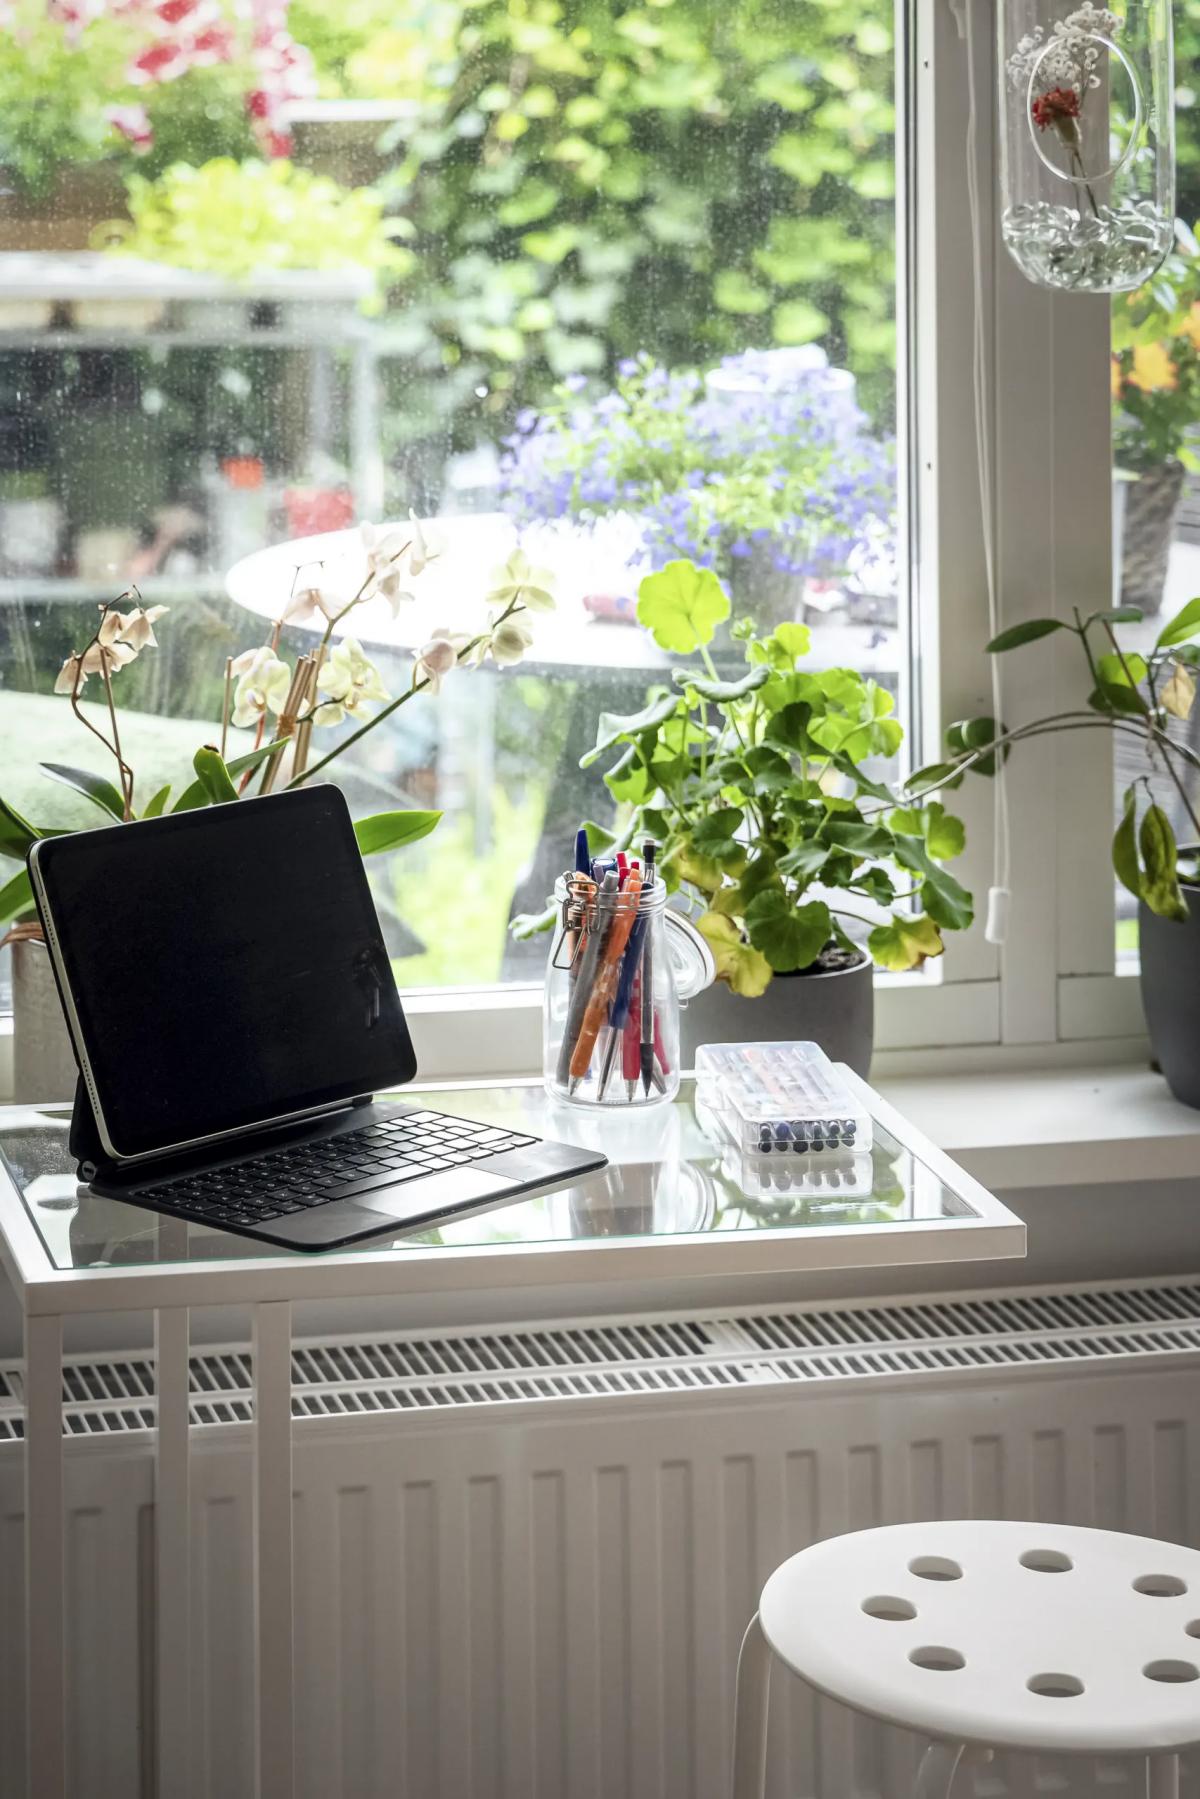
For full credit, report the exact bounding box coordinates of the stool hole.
[1134,1575,1188,1598]
[862,1595,917,1622]
[1144,1660,1199,1684]
[908,1556,963,1582]
[1027,1672,1084,1698]
[1184,1621,1200,1639]
[1019,1549,1073,1574]
[909,1645,965,1672]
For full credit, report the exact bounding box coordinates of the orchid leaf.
[172,740,288,811]
[191,747,239,806]
[39,763,124,821]
[354,810,442,856]
[141,786,171,819]
[0,866,35,927]
[0,796,44,859]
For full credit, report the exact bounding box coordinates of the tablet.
[28,785,417,1163]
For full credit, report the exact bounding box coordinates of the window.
[0,0,1150,1079]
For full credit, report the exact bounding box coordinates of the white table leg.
[253,1300,295,1799]
[25,1312,65,1799]
[730,1612,772,1799]
[1148,1755,1180,1799]
[155,1303,191,1799]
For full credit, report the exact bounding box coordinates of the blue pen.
[574,827,591,875]
[596,911,647,1099]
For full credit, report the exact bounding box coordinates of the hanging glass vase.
[998,1,1175,294]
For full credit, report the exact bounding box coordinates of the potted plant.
[1111,235,1200,615]
[0,527,557,1099]
[526,559,973,1074]
[500,349,895,630]
[97,157,414,327]
[933,594,1200,1107]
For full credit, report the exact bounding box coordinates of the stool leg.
[731,1613,772,1799]
[1147,1754,1180,1799]
[914,1741,965,1799]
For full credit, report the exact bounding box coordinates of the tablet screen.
[32,786,416,1160]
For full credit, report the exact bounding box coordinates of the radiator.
[2,1275,1200,1799]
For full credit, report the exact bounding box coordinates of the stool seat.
[758,1519,1200,1756]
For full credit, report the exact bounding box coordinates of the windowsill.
[877,1064,1200,1192]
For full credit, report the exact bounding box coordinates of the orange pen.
[568,869,642,1093]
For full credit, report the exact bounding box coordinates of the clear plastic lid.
[694,1040,873,1156]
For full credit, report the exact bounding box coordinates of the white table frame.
[0,1072,1024,1799]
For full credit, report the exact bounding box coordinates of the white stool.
[732,1520,1200,1799]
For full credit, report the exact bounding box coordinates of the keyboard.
[138,1111,540,1231]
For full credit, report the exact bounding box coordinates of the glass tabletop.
[0,1080,988,1274]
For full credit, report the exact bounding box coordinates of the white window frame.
[0,0,1134,1097]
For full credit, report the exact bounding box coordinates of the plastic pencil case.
[694,1040,873,1157]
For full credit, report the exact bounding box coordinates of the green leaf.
[823,820,895,856]
[771,622,811,664]
[0,795,43,859]
[892,836,975,931]
[744,890,831,972]
[580,691,681,767]
[763,700,813,752]
[191,746,239,807]
[637,560,730,654]
[904,761,965,794]
[581,820,616,856]
[1096,651,1148,689]
[867,913,945,972]
[39,763,124,821]
[1088,681,1147,716]
[739,745,794,795]
[0,865,35,926]
[891,801,965,860]
[776,840,830,881]
[945,717,1004,776]
[354,810,442,856]
[605,744,652,806]
[696,911,773,997]
[1113,786,1141,900]
[172,739,287,811]
[673,665,770,703]
[986,618,1065,652]
[691,807,745,864]
[510,903,557,941]
[1156,596,1200,649]
[141,786,171,819]
[1139,803,1189,921]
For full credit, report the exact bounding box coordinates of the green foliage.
[104,160,415,304]
[950,596,1200,919]
[576,560,972,987]
[353,809,443,855]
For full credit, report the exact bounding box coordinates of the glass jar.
[998,0,1174,293]
[544,876,714,1109]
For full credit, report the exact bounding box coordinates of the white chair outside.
[731,1519,1200,1799]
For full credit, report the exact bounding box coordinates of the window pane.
[0,0,903,989]
[1110,9,1200,963]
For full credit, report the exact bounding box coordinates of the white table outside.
[0,1070,1024,1799]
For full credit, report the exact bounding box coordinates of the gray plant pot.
[1139,867,1200,1109]
[11,937,77,1104]
[1119,460,1184,617]
[678,954,874,1077]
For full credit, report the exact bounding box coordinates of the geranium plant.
[500,350,894,593]
[0,528,557,933]
[1112,232,1200,472]
[516,558,973,990]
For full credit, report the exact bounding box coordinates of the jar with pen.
[544,841,715,1109]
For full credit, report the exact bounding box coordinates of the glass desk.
[0,1072,1024,1799]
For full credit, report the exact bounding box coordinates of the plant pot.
[1139,869,1200,1109]
[11,938,77,1105]
[1119,460,1184,617]
[677,952,874,1077]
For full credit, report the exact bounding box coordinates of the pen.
[575,827,591,875]
[556,870,617,1089]
[639,837,657,1095]
[597,907,647,1099]
[570,870,642,1094]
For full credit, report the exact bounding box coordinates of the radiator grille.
[4,1278,1200,1440]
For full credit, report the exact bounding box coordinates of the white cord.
[963,1,1013,944]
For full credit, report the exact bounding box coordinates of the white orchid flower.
[314,637,391,726]
[117,604,168,651]
[80,637,137,677]
[486,546,557,612]
[487,613,536,667]
[230,645,291,728]
[281,584,337,629]
[412,630,459,694]
[407,509,441,577]
[54,653,85,695]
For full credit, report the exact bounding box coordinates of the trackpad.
[355,1167,510,1222]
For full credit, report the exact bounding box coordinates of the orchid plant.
[0,524,557,937]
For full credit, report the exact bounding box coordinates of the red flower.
[129,39,187,83]
[1031,86,1082,132]
[156,0,197,23]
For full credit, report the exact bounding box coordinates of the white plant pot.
[11,938,78,1105]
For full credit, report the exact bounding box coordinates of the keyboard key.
[325,1162,425,1200]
